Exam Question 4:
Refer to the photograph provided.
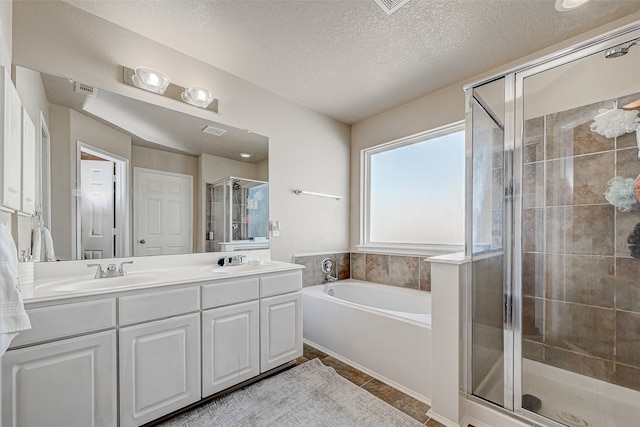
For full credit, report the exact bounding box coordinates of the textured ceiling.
[64,0,640,124]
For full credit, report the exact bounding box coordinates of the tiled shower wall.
[521,94,640,392]
[293,252,431,291]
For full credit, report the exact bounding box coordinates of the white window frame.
[358,121,465,256]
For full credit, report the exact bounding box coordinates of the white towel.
[42,227,56,262]
[0,223,31,356]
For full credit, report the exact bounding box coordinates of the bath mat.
[155,358,424,426]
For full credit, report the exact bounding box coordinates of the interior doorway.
[76,143,129,259]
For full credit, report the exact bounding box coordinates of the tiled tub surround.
[521,94,640,392]
[294,252,351,286]
[293,252,431,291]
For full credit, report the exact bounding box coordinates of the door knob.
[139,239,146,244]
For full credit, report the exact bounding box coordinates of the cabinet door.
[0,330,117,427]
[260,292,303,373]
[119,313,201,427]
[202,300,260,397]
[0,69,22,210]
[21,108,36,214]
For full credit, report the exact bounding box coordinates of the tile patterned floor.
[298,344,447,427]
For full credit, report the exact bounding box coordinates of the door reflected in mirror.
[14,66,269,261]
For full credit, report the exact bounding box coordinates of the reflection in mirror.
[206,177,269,252]
[14,66,269,261]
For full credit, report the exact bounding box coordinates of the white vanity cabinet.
[0,68,23,210]
[118,287,201,427]
[0,299,118,427]
[259,271,303,372]
[2,263,304,426]
[201,277,260,397]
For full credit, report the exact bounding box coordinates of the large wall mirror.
[15,66,269,261]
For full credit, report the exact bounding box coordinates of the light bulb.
[181,87,214,108]
[132,67,170,94]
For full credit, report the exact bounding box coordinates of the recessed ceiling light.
[202,125,226,136]
[240,153,252,158]
[555,0,590,12]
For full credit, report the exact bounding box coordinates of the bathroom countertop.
[22,259,304,305]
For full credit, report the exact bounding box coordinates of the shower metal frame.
[465,20,640,427]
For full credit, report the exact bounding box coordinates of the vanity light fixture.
[554,0,590,12]
[131,67,171,94]
[123,66,219,113]
[182,87,215,109]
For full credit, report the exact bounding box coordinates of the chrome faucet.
[104,263,118,278]
[118,261,134,276]
[87,263,106,279]
[217,255,245,266]
[321,257,337,283]
[87,261,134,279]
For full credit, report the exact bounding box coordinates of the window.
[360,122,465,255]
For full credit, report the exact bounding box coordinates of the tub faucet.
[321,258,336,283]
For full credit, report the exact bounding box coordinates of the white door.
[134,168,192,256]
[260,292,303,373]
[21,108,36,214]
[80,159,115,259]
[202,300,260,397]
[119,313,201,427]
[0,331,117,427]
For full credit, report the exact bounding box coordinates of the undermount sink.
[38,273,165,292]
[199,266,231,274]
[199,261,273,275]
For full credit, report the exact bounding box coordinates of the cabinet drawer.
[119,286,200,326]
[260,271,302,298]
[202,277,259,309]
[9,299,116,348]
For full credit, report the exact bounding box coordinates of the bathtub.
[302,279,432,403]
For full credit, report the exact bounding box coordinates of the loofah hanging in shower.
[590,108,639,138]
[604,176,640,212]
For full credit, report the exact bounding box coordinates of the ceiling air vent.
[202,125,227,136]
[74,82,98,97]
[374,0,410,14]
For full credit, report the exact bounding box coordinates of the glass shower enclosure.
[206,176,269,252]
[467,25,640,427]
